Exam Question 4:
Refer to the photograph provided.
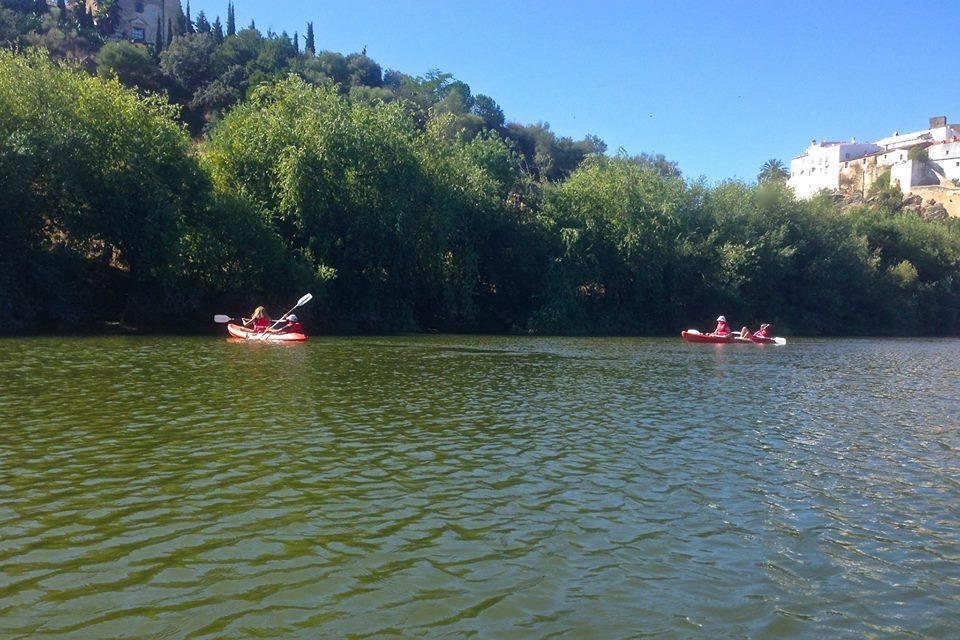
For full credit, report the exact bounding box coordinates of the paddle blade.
[214,314,232,323]
[773,337,787,345]
[685,329,701,335]
[296,293,313,307]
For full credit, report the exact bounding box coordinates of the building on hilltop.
[85,0,182,45]
[787,116,960,216]
[787,139,883,199]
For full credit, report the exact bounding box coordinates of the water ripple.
[0,336,958,638]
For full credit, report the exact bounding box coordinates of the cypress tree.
[226,1,235,36]
[153,15,164,57]
[56,0,66,24]
[167,17,173,45]
[195,10,210,33]
[304,21,314,55]
[185,1,195,33]
[33,0,46,15]
[212,16,224,43]
[293,31,298,52]
[248,18,255,30]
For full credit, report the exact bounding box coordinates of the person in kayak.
[279,314,303,334]
[753,323,771,339]
[244,306,273,333]
[713,316,731,336]
[738,326,753,339]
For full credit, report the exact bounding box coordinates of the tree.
[345,52,381,87]
[0,50,208,318]
[212,15,223,43]
[189,64,244,117]
[758,158,789,183]
[75,2,91,29]
[166,17,173,46]
[292,30,298,52]
[437,79,472,113]
[226,0,234,36]
[160,32,216,94]
[56,0,66,24]
[908,146,929,162]
[185,1,194,33]
[97,41,161,91]
[32,0,45,15]
[194,10,210,33]
[153,15,163,57]
[629,152,681,178]
[304,21,314,55]
[472,94,504,129]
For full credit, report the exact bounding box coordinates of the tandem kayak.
[682,329,786,345]
[681,330,731,343]
[226,323,307,342]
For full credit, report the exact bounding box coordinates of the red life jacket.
[714,321,730,335]
[284,322,303,334]
[754,326,769,338]
[254,317,271,331]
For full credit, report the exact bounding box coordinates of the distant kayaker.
[713,316,731,336]
[738,326,752,339]
[280,314,303,334]
[244,306,273,333]
[753,323,771,339]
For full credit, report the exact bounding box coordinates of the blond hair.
[251,306,269,320]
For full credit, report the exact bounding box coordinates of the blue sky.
[189,0,960,182]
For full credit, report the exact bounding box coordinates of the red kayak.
[227,323,307,342]
[682,329,785,345]
[681,330,731,343]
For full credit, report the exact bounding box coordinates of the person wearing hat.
[280,313,303,334]
[713,315,731,336]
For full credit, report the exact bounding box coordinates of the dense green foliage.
[2,4,960,335]
[0,51,297,330]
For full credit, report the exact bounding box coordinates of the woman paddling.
[244,306,273,333]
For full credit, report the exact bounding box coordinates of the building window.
[844,153,850,159]
[135,1,143,12]
[131,27,145,41]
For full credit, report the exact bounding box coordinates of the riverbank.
[5,51,960,337]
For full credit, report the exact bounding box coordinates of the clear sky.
[188,0,960,182]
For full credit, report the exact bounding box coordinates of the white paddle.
[213,314,234,323]
[257,293,313,340]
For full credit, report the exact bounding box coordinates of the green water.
[1,336,958,638]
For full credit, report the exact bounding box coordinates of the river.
[1,336,958,638]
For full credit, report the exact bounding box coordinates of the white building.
[787,116,960,199]
[787,140,881,198]
[875,121,960,151]
[923,140,960,183]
